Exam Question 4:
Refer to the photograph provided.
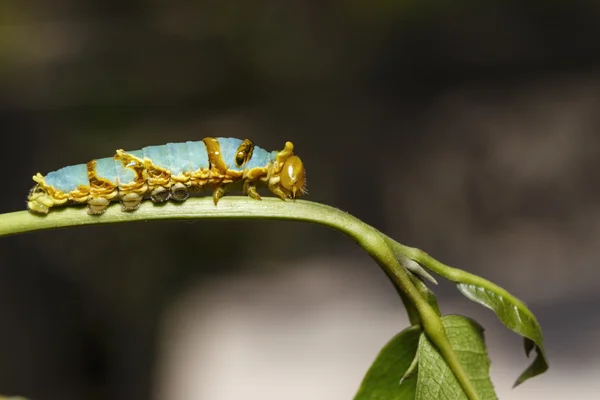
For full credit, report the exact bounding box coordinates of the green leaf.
[416,315,496,400]
[354,326,421,400]
[457,283,548,386]
[379,237,549,387]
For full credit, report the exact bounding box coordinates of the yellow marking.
[29,173,68,203]
[31,173,66,199]
[275,141,295,173]
[87,160,119,200]
[32,173,44,185]
[170,171,191,185]
[114,150,147,191]
[68,184,90,203]
[191,138,256,188]
[245,166,269,181]
[143,158,171,188]
[202,137,228,175]
[192,169,210,179]
[220,170,243,184]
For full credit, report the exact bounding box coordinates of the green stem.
[386,238,538,328]
[373,253,479,400]
[0,197,480,399]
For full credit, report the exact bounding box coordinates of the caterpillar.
[27,137,306,215]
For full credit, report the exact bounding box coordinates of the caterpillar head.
[280,155,306,198]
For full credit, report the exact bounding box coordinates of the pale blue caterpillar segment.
[115,149,144,185]
[143,145,171,169]
[186,141,209,171]
[167,142,192,175]
[246,147,276,170]
[45,163,88,193]
[216,137,243,171]
[40,137,278,197]
[95,157,119,184]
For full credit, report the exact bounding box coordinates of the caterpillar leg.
[267,177,288,200]
[171,182,189,201]
[150,186,171,203]
[243,181,262,200]
[87,197,111,215]
[212,185,226,205]
[120,192,143,211]
[270,186,288,200]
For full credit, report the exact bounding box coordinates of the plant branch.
[0,197,480,398]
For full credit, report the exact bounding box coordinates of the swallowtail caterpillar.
[27,137,306,215]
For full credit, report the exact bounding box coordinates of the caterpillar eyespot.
[27,137,307,215]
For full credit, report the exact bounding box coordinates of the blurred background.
[1,1,599,399]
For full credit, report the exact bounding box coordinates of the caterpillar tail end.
[27,187,55,214]
[27,199,50,214]
[26,174,66,215]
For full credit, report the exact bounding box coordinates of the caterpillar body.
[27,137,306,215]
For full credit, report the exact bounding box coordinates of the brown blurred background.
[1,1,599,399]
